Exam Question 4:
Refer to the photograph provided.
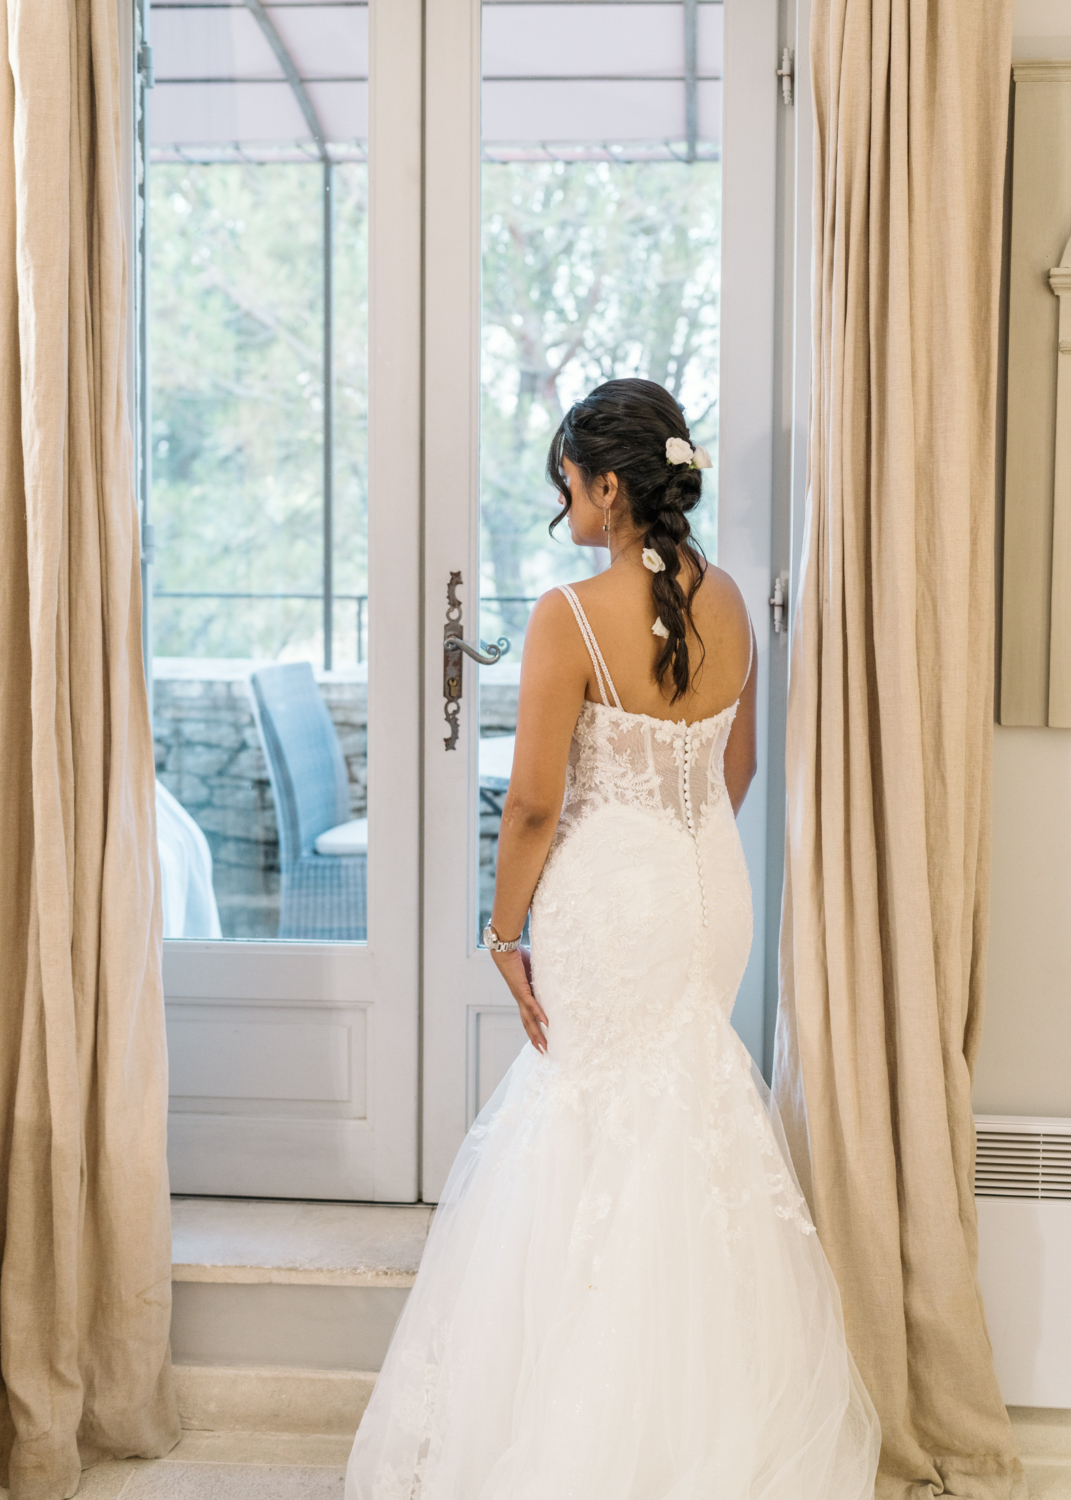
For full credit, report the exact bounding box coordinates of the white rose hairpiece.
[651,617,670,639]
[665,436,713,471]
[641,547,665,573]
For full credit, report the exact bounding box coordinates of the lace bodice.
[558,702,736,929]
[553,584,747,929]
[528,582,759,1120]
[563,700,736,831]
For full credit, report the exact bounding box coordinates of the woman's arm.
[723,620,758,815]
[489,591,589,1053]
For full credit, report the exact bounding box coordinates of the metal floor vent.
[974,1115,1071,1201]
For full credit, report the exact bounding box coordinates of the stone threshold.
[175,1364,373,1438]
[168,1198,1071,1472]
[171,1368,1071,1454]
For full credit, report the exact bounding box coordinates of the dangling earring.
[603,506,611,536]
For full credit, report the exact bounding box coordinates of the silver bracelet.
[483,923,523,952]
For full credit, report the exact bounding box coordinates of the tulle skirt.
[345,997,880,1500]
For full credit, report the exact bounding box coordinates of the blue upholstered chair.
[249,662,367,941]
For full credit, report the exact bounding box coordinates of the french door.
[142,0,782,1203]
[420,0,781,1198]
[146,0,424,1201]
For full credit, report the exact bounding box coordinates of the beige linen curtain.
[0,2,180,1497]
[773,3,1022,1499]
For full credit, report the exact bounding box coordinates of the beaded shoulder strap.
[557,585,623,710]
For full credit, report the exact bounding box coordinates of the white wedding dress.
[347,586,880,1500]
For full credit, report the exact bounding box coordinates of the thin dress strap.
[557,585,623,710]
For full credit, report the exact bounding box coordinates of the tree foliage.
[149,157,720,661]
[150,161,367,664]
[480,159,720,638]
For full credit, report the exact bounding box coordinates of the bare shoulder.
[521,586,588,664]
[698,564,749,628]
[525,584,578,637]
[694,565,752,669]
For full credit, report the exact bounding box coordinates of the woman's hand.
[491,947,548,1055]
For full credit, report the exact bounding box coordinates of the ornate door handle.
[443,571,510,750]
[448,636,510,666]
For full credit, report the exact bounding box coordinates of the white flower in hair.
[665,436,694,466]
[641,547,665,573]
[691,445,713,470]
[652,617,670,639]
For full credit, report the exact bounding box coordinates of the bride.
[347,378,880,1499]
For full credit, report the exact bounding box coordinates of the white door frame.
[763,0,813,1075]
[717,0,781,1069]
[421,0,500,1202]
[786,0,814,606]
[420,0,783,1202]
[159,0,425,1203]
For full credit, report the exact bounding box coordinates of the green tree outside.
[150,157,719,664]
[150,160,368,666]
[480,158,721,643]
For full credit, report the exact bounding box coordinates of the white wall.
[976,729,1071,1114]
[973,0,1071,1118]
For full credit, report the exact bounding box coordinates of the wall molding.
[1013,60,1071,83]
[999,62,1071,724]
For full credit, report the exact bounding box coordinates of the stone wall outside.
[153,660,518,941]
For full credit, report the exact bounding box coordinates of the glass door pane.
[477,0,724,935]
[142,0,423,1202]
[148,0,370,944]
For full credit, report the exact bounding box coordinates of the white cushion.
[314,818,368,856]
[479,734,515,783]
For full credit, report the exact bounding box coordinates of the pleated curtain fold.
[774,3,1024,1498]
[0,2,180,1497]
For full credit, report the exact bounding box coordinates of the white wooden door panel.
[164,943,392,1198]
[168,1013,358,1104]
[467,1007,526,1126]
[168,1117,375,1201]
[421,0,501,1200]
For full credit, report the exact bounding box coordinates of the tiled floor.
[1017,1407,1071,1497]
[2,1433,350,1500]
[36,1448,1071,1500]
[3,1422,1067,1498]
[1028,1467,1071,1499]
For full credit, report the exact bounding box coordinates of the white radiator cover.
[974,1114,1071,1408]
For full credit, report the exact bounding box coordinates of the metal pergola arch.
[243,0,338,668]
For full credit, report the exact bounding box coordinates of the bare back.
[563,559,752,723]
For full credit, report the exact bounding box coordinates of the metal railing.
[154,590,368,667]
[153,591,541,667]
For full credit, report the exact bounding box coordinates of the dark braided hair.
[547,378,708,703]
